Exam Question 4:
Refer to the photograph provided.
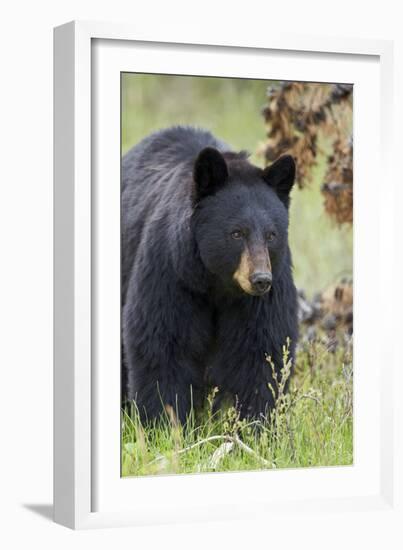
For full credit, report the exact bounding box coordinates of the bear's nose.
[250,272,272,294]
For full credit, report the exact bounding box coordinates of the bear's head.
[191,148,296,297]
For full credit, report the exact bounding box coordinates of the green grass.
[121,74,353,476]
[122,337,353,476]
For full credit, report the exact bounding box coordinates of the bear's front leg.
[123,265,211,424]
[210,297,296,421]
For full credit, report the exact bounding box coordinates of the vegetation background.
[121,73,353,476]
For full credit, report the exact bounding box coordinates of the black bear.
[122,126,298,423]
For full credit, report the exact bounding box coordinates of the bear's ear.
[192,147,228,205]
[262,155,296,208]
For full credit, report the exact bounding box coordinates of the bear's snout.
[233,246,272,296]
[249,271,272,295]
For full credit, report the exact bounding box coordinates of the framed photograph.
[54,21,401,533]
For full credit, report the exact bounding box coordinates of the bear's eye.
[231,230,243,240]
[267,231,277,242]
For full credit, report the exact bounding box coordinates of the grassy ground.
[122,338,352,476]
[121,74,353,476]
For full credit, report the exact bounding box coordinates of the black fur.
[122,126,298,423]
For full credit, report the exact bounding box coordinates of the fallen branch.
[146,434,276,470]
[207,441,235,470]
[146,435,228,467]
[233,435,275,468]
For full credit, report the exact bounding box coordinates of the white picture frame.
[54,20,402,534]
